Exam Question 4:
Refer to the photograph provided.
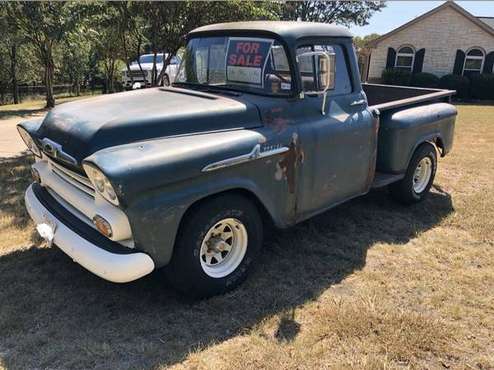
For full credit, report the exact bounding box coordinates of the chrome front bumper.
[25,184,155,283]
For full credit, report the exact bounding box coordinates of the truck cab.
[19,22,456,298]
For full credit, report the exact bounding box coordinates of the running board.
[372,172,405,188]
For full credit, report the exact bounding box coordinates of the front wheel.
[164,194,263,298]
[389,142,437,204]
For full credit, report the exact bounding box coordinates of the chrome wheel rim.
[199,218,248,278]
[413,157,432,193]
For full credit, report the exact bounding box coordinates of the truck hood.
[127,63,163,71]
[36,87,262,164]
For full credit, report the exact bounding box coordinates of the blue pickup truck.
[18,22,456,298]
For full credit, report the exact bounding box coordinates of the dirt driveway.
[0,95,96,158]
[0,111,46,157]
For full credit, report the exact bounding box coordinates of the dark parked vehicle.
[19,22,456,298]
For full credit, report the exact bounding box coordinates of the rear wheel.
[389,143,437,204]
[165,194,263,298]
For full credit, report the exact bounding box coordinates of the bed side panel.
[377,103,457,173]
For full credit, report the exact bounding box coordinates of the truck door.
[295,43,376,219]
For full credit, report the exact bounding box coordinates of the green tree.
[0,4,24,104]
[0,4,42,104]
[6,2,83,107]
[280,1,385,26]
[59,26,93,96]
[0,45,9,104]
[353,33,381,49]
[110,2,148,86]
[142,1,280,86]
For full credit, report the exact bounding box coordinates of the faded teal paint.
[20,21,457,268]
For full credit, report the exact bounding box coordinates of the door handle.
[350,99,366,106]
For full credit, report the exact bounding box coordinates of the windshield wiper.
[172,82,241,96]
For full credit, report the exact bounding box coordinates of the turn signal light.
[93,215,113,238]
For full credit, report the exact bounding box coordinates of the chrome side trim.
[202,144,289,172]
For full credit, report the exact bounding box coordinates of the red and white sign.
[226,37,273,86]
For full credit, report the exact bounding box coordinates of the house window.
[395,46,415,71]
[463,48,485,76]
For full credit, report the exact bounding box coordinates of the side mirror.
[297,51,336,115]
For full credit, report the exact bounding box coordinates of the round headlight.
[105,181,117,201]
[83,163,120,206]
[17,126,41,157]
[94,177,105,194]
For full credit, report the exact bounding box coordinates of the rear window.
[139,54,164,64]
[296,44,352,95]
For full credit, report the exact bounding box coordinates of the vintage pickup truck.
[18,21,456,298]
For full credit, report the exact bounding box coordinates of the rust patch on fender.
[264,107,290,134]
[275,133,304,193]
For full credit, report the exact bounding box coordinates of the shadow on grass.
[0,154,34,231]
[0,108,47,121]
[0,154,454,369]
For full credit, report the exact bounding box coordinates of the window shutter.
[453,50,465,75]
[483,51,494,74]
[385,47,396,69]
[412,48,425,74]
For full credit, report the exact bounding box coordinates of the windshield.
[174,36,292,96]
[139,54,164,64]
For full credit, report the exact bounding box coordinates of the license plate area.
[36,214,57,247]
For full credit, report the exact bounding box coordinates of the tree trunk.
[11,44,19,104]
[122,31,134,85]
[108,59,115,93]
[136,37,145,83]
[44,44,55,108]
[74,77,81,96]
[157,50,178,87]
[0,83,5,105]
[45,61,55,108]
[151,51,158,86]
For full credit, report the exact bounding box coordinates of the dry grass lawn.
[0,104,493,369]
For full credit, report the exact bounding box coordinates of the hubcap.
[413,157,432,193]
[199,218,248,278]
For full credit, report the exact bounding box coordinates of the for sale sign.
[226,37,273,86]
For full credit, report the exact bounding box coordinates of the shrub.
[438,74,470,99]
[469,74,494,100]
[410,72,440,88]
[381,68,412,86]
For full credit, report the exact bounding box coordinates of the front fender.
[17,119,43,142]
[125,173,287,267]
[83,129,266,206]
[84,129,294,266]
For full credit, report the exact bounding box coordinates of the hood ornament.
[40,138,78,165]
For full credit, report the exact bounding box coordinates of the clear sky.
[351,1,494,37]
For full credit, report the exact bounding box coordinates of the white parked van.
[122,53,181,89]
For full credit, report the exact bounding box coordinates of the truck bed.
[363,83,455,112]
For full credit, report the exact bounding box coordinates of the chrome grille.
[49,159,95,197]
[128,70,146,78]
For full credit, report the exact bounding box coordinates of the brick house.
[362,2,494,82]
